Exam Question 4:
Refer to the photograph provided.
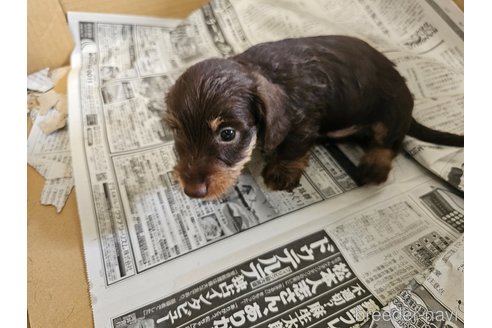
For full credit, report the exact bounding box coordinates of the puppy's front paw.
[262,160,304,192]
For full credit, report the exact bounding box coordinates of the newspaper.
[363,234,464,327]
[67,0,463,326]
[27,107,74,212]
[27,66,73,212]
[27,67,54,93]
[110,177,463,328]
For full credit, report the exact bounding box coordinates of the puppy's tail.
[407,118,464,147]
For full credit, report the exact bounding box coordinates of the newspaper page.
[67,0,463,326]
[28,66,73,211]
[363,235,464,327]
[109,177,463,328]
[27,109,74,212]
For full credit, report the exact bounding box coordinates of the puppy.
[164,36,463,199]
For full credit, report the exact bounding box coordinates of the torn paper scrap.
[27,67,54,93]
[28,89,60,123]
[40,177,74,213]
[28,110,73,212]
[27,65,70,118]
[49,66,70,86]
[38,94,70,134]
[36,90,60,116]
[29,92,68,134]
[28,152,72,180]
[27,109,71,159]
[55,93,68,115]
[39,114,68,135]
[27,93,39,113]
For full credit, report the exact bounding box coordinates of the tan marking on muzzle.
[172,168,186,190]
[203,134,257,200]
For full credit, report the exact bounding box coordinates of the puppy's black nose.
[184,183,208,198]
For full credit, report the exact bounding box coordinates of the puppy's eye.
[219,127,236,142]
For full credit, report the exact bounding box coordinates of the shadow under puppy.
[164,35,463,199]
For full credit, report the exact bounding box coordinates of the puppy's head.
[164,58,290,199]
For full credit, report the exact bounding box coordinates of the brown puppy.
[164,36,463,199]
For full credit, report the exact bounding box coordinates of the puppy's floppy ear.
[163,85,179,129]
[162,109,178,130]
[252,72,290,153]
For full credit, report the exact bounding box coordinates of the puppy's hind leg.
[358,147,396,185]
[357,122,399,185]
[357,74,413,185]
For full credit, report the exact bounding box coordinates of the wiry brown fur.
[262,153,310,192]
